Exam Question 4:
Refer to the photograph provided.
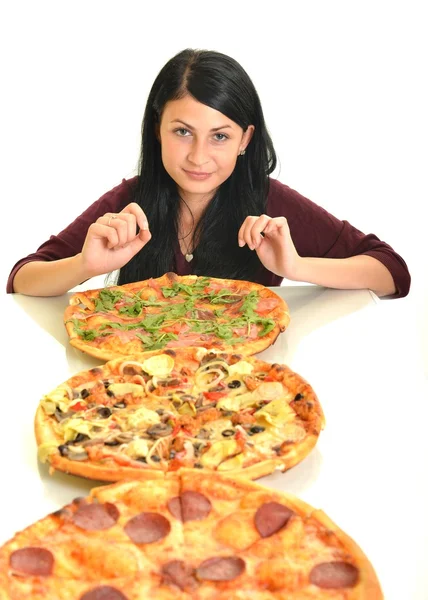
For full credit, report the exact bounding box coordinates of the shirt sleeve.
[6,177,138,293]
[267,179,411,298]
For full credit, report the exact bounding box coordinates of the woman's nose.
[187,140,210,167]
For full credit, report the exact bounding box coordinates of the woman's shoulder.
[266,177,319,217]
[92,175,140,213]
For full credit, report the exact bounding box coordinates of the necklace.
[182,236,194,262]
[178,200,196,262]
[178,228,194,262]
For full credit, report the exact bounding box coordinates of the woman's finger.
[238,216,257,248]
[101,214,129,247]
[88,222,120,249]
[121,202,150,237]
[249,214,271,248]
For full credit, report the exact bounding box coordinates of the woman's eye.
[175,128,191,137]
[214,133,228,141]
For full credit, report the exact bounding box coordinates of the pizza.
[35,347,324,482]
[64,273,290,361]
[0,469,383,599]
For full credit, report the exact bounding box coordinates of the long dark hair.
[117,48,277,285]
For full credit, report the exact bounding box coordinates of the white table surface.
[1,285,427,599]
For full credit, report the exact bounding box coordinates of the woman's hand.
[238,214,300,279]
[81,203,152,277]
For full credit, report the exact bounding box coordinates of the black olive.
[97,407,112,418]
[294,393,304,401]
[136,456,147,463]
[194,463,203,469]
[73,433,90,443]
[222,429,235,437]
[151,455,161,462]
[113,401,127,409]
[248,426,265,435]
[106,389,115,398]
[228,380,241,389]
[103,380,110,388]
[58,444,69,456]
[104,439,120,446]
[80,389,90,399]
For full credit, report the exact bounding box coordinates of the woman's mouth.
[183,170,213,181]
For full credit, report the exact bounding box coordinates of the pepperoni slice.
[167,491,212,522]
[254,502,294,538]
[72,502,119,531]
[196,556,245,581]
[167,497,182,520]
[80,586,129,600]
[124,512,171,544]
[9,547,54,576]
[161,560,197,591]
[309,561,359,589]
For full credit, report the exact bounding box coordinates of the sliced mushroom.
[147,423,173,438]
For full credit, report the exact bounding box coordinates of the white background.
[0,0,427,570]
[1,2,426,304]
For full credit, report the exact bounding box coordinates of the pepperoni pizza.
[0,469,383,599]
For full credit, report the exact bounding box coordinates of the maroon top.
[6,177,411,297]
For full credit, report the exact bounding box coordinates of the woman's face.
[158,95,254,202]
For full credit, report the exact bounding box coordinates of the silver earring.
[239,149,246,156]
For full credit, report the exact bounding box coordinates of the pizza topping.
[124,512,171,543]
[255,398,295,428]
[221,429,235,437]
[161,560,197,591]
[146,423,173,438]
[80,585,129,600]
[309,561,359,589]
[9,547,54,576]
[167,491,212,522]
[255,502,294,538]
[97,407,112,418]
[196,556,246,581]
[72,502,119,531]
[227,361,254,377]
[140,354,175,377]
[227,379,241,388]
[107,382,145,397]
[200,439,241,468]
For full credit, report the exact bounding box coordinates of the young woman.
[7,49,410,298]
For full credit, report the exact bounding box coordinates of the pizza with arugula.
[64,273,290,361]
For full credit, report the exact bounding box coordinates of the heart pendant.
[185,253,194,262]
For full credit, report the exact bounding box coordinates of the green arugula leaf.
[136,331,178,350]
[69,319,98,341]
[140,313,166,331]
[95,289,124,311]
[118,301,143,317]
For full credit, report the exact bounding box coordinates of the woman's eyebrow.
[170,119,232,132]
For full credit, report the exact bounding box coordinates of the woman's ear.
[238,124,255,155]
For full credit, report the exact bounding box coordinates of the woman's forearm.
[291,255,396,297]
[12,255,91,297]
